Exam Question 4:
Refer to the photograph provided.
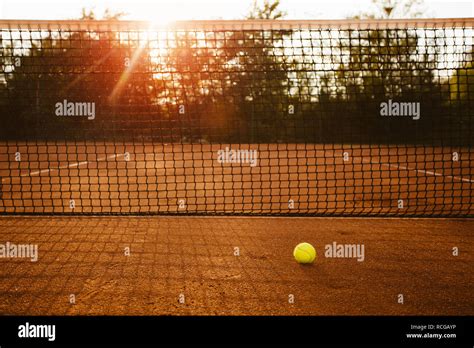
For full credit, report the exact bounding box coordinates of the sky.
[0,0,472,21]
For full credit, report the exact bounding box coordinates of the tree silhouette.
[450,59,474,104]
[1,2,470,145]
[355,0,425,19]
[0,10,159,140]
[447,53,474,145]
[304,0,448,144]
[163,0,292,142]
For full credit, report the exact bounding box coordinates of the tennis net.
[0,19,473,216]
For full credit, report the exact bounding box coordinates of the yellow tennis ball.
[293,242,316,264]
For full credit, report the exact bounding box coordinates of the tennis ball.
[293,242,316,264]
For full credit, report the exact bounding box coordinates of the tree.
[448,55,474,145]
[163,0,292,142]
[0,9,159,140]
[246,0,286,20]
[216,0,293,142]
[450,60,474,103]
[356,0,425,19]
[308,0,447,143]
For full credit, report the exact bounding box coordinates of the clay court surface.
[0,142,472,315]
[1,143,472,216]
[0,216,472,315]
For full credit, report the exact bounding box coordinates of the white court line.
[1,153,125,182]
[364,159,474,184]
[2,152,473,184]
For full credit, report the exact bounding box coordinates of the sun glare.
[134,2,203,25]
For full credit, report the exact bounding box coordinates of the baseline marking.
[1,154,125,182]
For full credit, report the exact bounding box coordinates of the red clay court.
[0,18,473,316]
[0,216,472,315]
[0,142,472,315]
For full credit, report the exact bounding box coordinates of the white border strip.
[0,18,473,31]
[365,161,474,183]
[1,153,124,182]
[381,163,474,183]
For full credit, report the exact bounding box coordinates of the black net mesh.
[0,19,472,216]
